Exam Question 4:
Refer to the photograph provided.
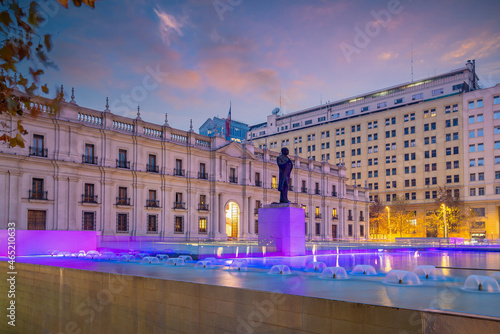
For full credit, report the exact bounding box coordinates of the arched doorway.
[225,201,240,238]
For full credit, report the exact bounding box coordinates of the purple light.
[0,230,99,256]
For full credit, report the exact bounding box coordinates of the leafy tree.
[427,186,472,237]
[369,199,387,235]
[389,195,416,238]
[0,0,96,147]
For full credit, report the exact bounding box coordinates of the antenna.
[279,86,282,112]
[411,44,414,83]
[320,93,322,105]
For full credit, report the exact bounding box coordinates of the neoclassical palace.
[0,96,370,240]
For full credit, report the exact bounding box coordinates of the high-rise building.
[462,84,500,239]
[248,60,499,239]
[199,117,249,142]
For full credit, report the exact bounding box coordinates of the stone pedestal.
[258,203,305,256]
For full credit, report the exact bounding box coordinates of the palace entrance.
[225,201,240,238]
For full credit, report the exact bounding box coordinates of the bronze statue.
[277,147,293,203]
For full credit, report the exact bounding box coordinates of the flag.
[225,103,231,138]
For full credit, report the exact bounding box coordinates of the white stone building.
[0,97,370,240]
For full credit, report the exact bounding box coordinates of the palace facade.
[0,97,370,240]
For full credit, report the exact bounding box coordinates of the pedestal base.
[258,203,305,256]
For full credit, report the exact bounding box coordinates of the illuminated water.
[9,249,500,318]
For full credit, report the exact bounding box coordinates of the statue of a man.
[277,147,293,203]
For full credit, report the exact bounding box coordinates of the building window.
[30,178,46,200]
[254,220,259,234]
[315,223,320,236]
[116,213,128,232]
[82,211,95,231]
[348,224,353,237]
[198,218,207,234]
[83,183,96,203]
[83,143,96,164]
[174,159,184,176]
[117,187,129,205]
[30,134,47,157]
[229,167,237,183]
[174,216,184,233]
[147,215,158,233]
[147,154,158,173]
[412,93,423,100]
[468,115,475,123]
[272,175,277,189]
[478,187,485,196]
[174,192,184,209]
[432,88,443,96]
[117,149,129,168]
[27,210,46,230]
[146,190,158,207]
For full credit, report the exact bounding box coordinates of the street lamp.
[386,206,391,241]
[442,203,448,239]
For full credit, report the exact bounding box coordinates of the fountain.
[228,259,248,271]
[166,258,185,266]
[195,261,215,269]
[384,270,421,285]
[77,250,86,258]
[85,250,100,259]
[268,265,292,275]
[178,255,193,262]
[140,256,161,264]
[99,252,118,261]
[134,253,148,260]
[119,254,135,262]
[156,254,169,262]
[463,275,500,292]
[320,267,348,279]
[492,273,500,282]
[351,264,377,275]
[413,265,437,279]
[305,261,327,272]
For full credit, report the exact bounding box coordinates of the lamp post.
[442,203,447,239]
[386,206,391,242]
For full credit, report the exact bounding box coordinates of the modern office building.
[199,117,249,142]
[462,84,500,239]
[0,96,370,240]
[248,60,499,239]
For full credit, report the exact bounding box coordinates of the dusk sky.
[37,0,500,131]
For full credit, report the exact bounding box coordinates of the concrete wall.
[1,262,499,334]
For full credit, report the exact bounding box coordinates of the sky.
[35,0,500,131]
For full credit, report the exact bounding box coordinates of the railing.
[315,214,322,219]
[82,194,98,203]
[196,139,210,147]
[198,172,208,179]
[229,176,238,184]
[315,189,321,195]
[301,187,308,193]
[332,215,338,220]
[78,112,102,125]
[254,208,259,215]
[116,160,130,169]
[113,120,134,132]
[360,217,365,222]
[255,180,262,187]
[146,200,160,208]
[171,133,187,143]
[173,168,185,176]
[82,155,98,164]
[332,191,337,197]
[347,215,353,221]
[198,203,209,211]
[143,127,162,138]
[29,190,48,200]
[147,164,159,173]
[289,185,294,191]
[305,213,309,218]
[173,202,186,209]
[29,147,48,157]
[116,197,131,205]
